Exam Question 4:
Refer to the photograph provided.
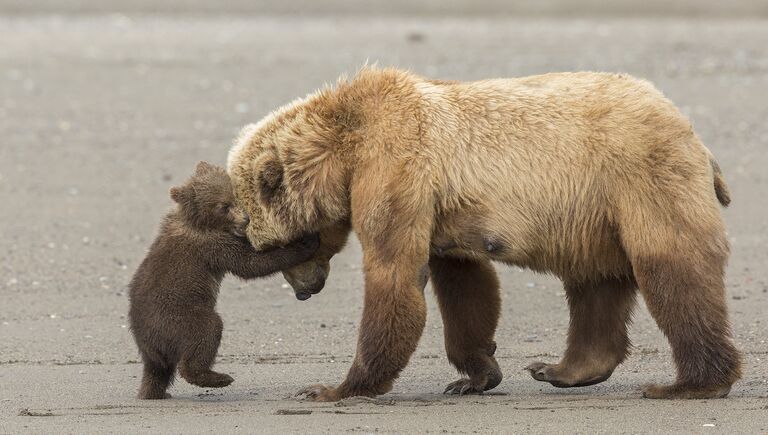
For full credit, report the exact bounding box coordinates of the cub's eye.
[217,204,230,214]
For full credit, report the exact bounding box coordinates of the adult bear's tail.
[710,158,731,207]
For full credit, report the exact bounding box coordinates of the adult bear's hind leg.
[430,256,503,395]
[631,243,741,398]
[618,189,742,399]
[526,277,637,388]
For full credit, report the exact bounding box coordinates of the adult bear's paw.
[444,359,502,395]
[444,378,485,395]
[642,383,731,399]
[525,361,612,388]
[296,384,342,402]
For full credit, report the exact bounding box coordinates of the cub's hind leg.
[178,313,234,388]
[138,350,176,399]
[527,277,637,388]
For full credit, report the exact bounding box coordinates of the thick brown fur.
[227,67,741,401]
[128,162,319,399]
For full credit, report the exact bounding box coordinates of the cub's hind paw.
[205,373,234,388]
[138,391,172,400]
[188,372,234,388]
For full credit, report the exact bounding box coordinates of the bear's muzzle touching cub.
[228,67,741,400]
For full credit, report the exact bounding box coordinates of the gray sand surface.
[1,3,767,433]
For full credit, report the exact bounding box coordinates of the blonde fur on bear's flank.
[228,67,740,401]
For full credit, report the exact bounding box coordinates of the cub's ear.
[169,185,191,204]
[195,161,215,175]
[259,159,284,202]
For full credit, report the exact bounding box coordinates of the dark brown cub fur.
[128,161,319,399]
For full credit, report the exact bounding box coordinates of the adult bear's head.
[227,89,356,298]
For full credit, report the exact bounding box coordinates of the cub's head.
[170,161,249,238]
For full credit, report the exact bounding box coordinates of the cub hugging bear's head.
[227,87,358,298]
[128,161,321,399]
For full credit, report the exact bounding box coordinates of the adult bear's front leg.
[297,166,435,401]
[297,248,428,401]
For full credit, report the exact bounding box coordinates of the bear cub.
[128,161,319,399]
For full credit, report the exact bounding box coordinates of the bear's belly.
[430,210,536,267]
[430,209,631,280]
[430,228,542,271]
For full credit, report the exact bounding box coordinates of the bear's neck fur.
[271,67,426,229]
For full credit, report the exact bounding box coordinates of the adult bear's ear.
[259,159,284,203]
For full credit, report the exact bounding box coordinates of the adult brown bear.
[227,67,740,401]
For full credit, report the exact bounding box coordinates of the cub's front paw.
[297,233,321,252]
[296,384,342,402]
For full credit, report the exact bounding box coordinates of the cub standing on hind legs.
[128,161,319,399]
[228,67,741,401]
